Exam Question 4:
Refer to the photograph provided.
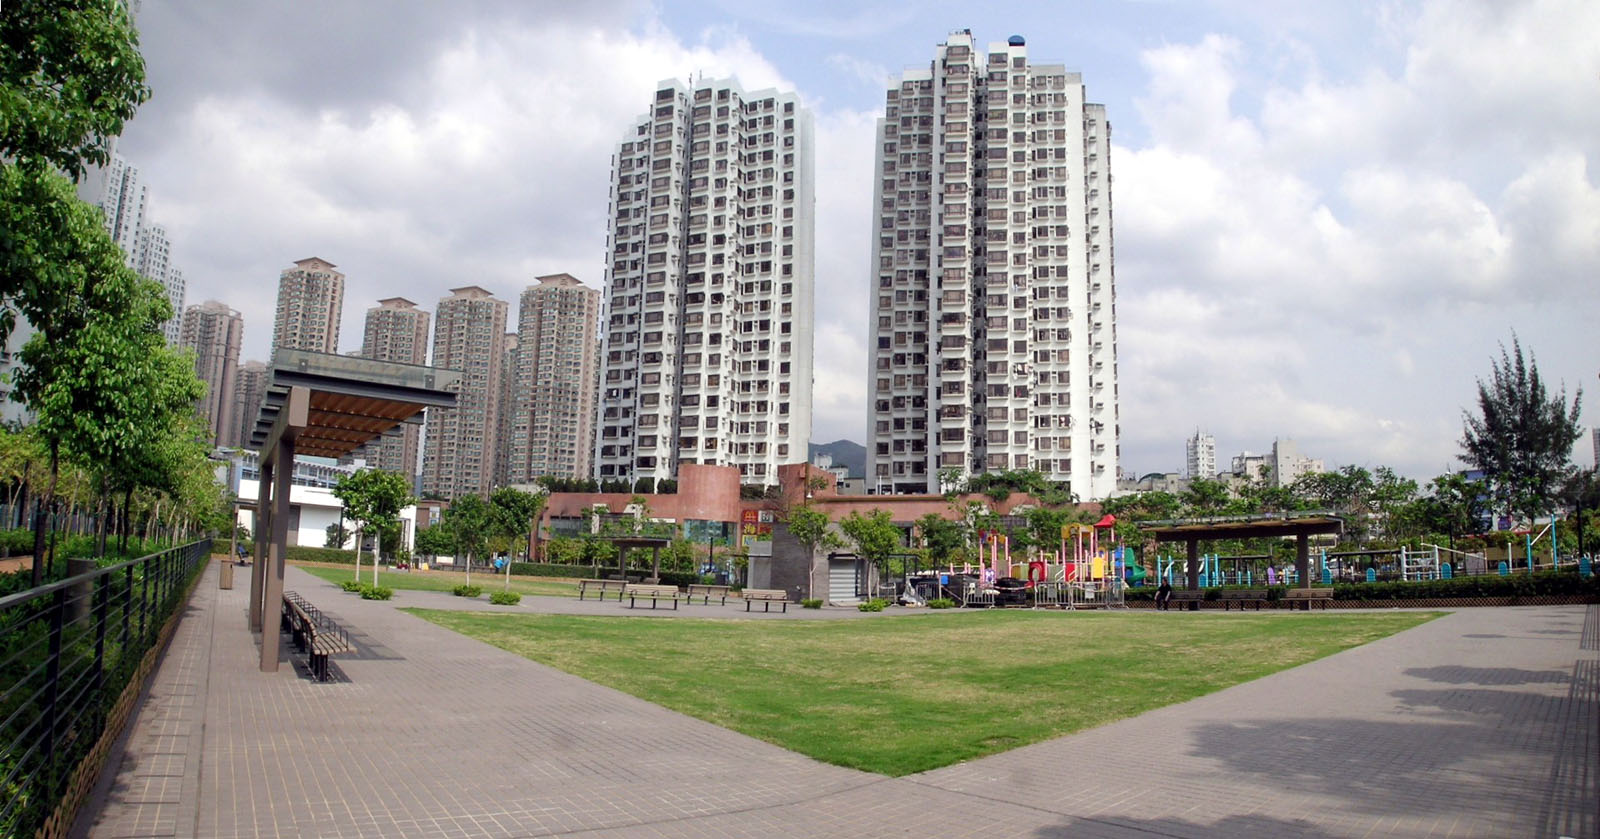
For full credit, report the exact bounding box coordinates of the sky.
[117,0,1600,482]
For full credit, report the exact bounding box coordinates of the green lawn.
[297,564,579,599]
[406,608,1436,776]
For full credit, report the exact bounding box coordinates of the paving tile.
[76,565,1598,838]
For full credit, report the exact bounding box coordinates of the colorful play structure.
[932,514,1138,608]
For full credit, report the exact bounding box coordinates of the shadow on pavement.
[1034,812,1349,839]
[1400,665,1569,685]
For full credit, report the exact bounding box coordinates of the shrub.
[926,598,956,609]
[287,546,360,564]
[488,590,521,606]
[339,579,364,592]
[1333,570,1600,600]
[800,598,823,609]
[507,561,608,579]
[857,598,889,612]
[452,584,482,598]
[656,570,704,588]
[360,585,393,600]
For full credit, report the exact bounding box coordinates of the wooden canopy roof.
[1138,513,1345,542]
[249,349,460,462]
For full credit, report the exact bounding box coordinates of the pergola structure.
[1139,514,1344,607]
[606,536,673,580]
[247,350,458,673]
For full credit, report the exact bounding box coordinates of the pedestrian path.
[76,562,1598,838]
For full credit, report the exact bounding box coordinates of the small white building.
[224,450,418,553]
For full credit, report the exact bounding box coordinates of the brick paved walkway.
[76,562,1597,838]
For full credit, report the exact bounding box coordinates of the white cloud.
[825,53,891,88]
[1114,0,1600,480]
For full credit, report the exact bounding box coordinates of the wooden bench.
[281,592,352,681]
[1219,589,1270,611]
[1281,587,1334,610]
[578,579,628,601]
[625,583,681,610]
[741,588,789,613]
[1161,590,1205,611]
[685,583,731,605]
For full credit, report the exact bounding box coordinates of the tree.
[324,522,351,549]
[1415,472,1488,549]
[783,504,842,600]
[1181,479,1231,515]
[1023,506,1075,561]
[489,486,547,590]
[332,469,414,587]
[1460,337,1583,526]
[0,0,149,179]
[1559,468,1600,559]
[441,493,490,583]
[13,269,188,580]
[837,509,902,580]
[914,512,964,564]
[414,523,452,560]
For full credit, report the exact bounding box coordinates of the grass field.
[296,563,580,598]
[408,608,1436,776]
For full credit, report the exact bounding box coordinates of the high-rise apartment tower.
[596,78,815,487]
[421,287,508,500]
[354,297,431,476]
[272,257,344,356]
[866,31,1119,498]
[136,225,184,344]
[177,301,243,446]
[505,274,601,482]
[231,361,270,450]
[1186,431,1216,480]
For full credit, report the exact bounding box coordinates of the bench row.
[1163,587,1335,610]
[578,580,789,612]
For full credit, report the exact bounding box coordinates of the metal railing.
[0,539,211,836]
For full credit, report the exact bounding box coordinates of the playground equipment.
[1055,516,1126,609]
[1156,553,1287,587]
[1398,545,1442,581]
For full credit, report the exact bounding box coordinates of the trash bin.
[219,559,234,590]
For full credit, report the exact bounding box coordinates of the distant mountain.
[808,439,866,479]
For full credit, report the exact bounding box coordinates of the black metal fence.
[0,539,212,837]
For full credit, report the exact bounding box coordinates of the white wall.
[236,478,418,552]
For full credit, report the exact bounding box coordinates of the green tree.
[914,512,964,564]
[489,485,547,590]
[783,503,843,600]
[1461,337,1583,526]
[1023,506,1074,561]
[414,523,452,560]
[332,469,414,587]
[324,522,351,549]
[1414,472,1488,550]
[1558,467,1600,559]
[1369,466,1419,543]
[441,493,490,583]
[1181,479,1232,515]
[14,270,188,579]
[838,509,902,573]
[0,0,149,178]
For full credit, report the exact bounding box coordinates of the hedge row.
[1122,570,1598,601]
[286,546,360,564]
[1334,570,1599,600]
